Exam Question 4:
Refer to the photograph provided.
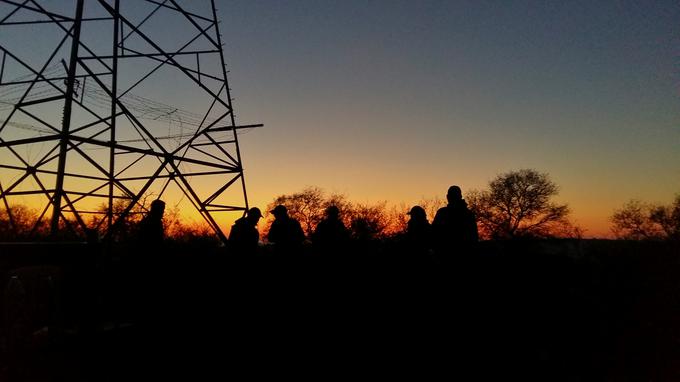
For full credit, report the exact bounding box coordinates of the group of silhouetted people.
[227,204,307,256]
[228,203,352,256]
[225,184,479,258]
[130,184,478,259]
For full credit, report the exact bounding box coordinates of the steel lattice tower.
[0,0,260,243]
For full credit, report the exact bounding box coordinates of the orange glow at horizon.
[2,1,679,242]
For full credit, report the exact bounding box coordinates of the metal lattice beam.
[0,0,261,243]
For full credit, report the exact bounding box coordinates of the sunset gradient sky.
[1,1,678,238]
[213,0,680,238]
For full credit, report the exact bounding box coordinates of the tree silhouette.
[611,195,680,240]
[347,202,391,241]
[651,194,680,240]
[90,198,146,242]
[0,204,47,240]
[467,169,576,239]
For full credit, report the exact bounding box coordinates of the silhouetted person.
[432,185,478,257]
[137,199,166,247]
[312,205,349,255]
[132,199,165,321]
[268,205,305,253]
[229,207,263,255]
[404,205,432,257]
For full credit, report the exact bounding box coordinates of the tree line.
[610,196,680,240]
[0,168,678,242]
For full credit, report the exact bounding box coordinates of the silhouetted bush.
[611,195,680,240]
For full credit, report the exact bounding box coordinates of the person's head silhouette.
[138,199,166,244]
[270,204,288,219]
[149,199,165,218]
[407,205,427,221]
[325,205,340,220]
[246,207,262,225]
[447,185,462,204]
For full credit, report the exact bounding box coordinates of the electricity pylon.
[0,0,259,243]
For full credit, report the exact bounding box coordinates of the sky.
[0,1,678,238]
[213,0,680,238]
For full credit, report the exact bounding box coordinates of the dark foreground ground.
[1,239,679,381]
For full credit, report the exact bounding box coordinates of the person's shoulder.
[290,218,304,233]
[465,208,476,219]
[234,217,253,231]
